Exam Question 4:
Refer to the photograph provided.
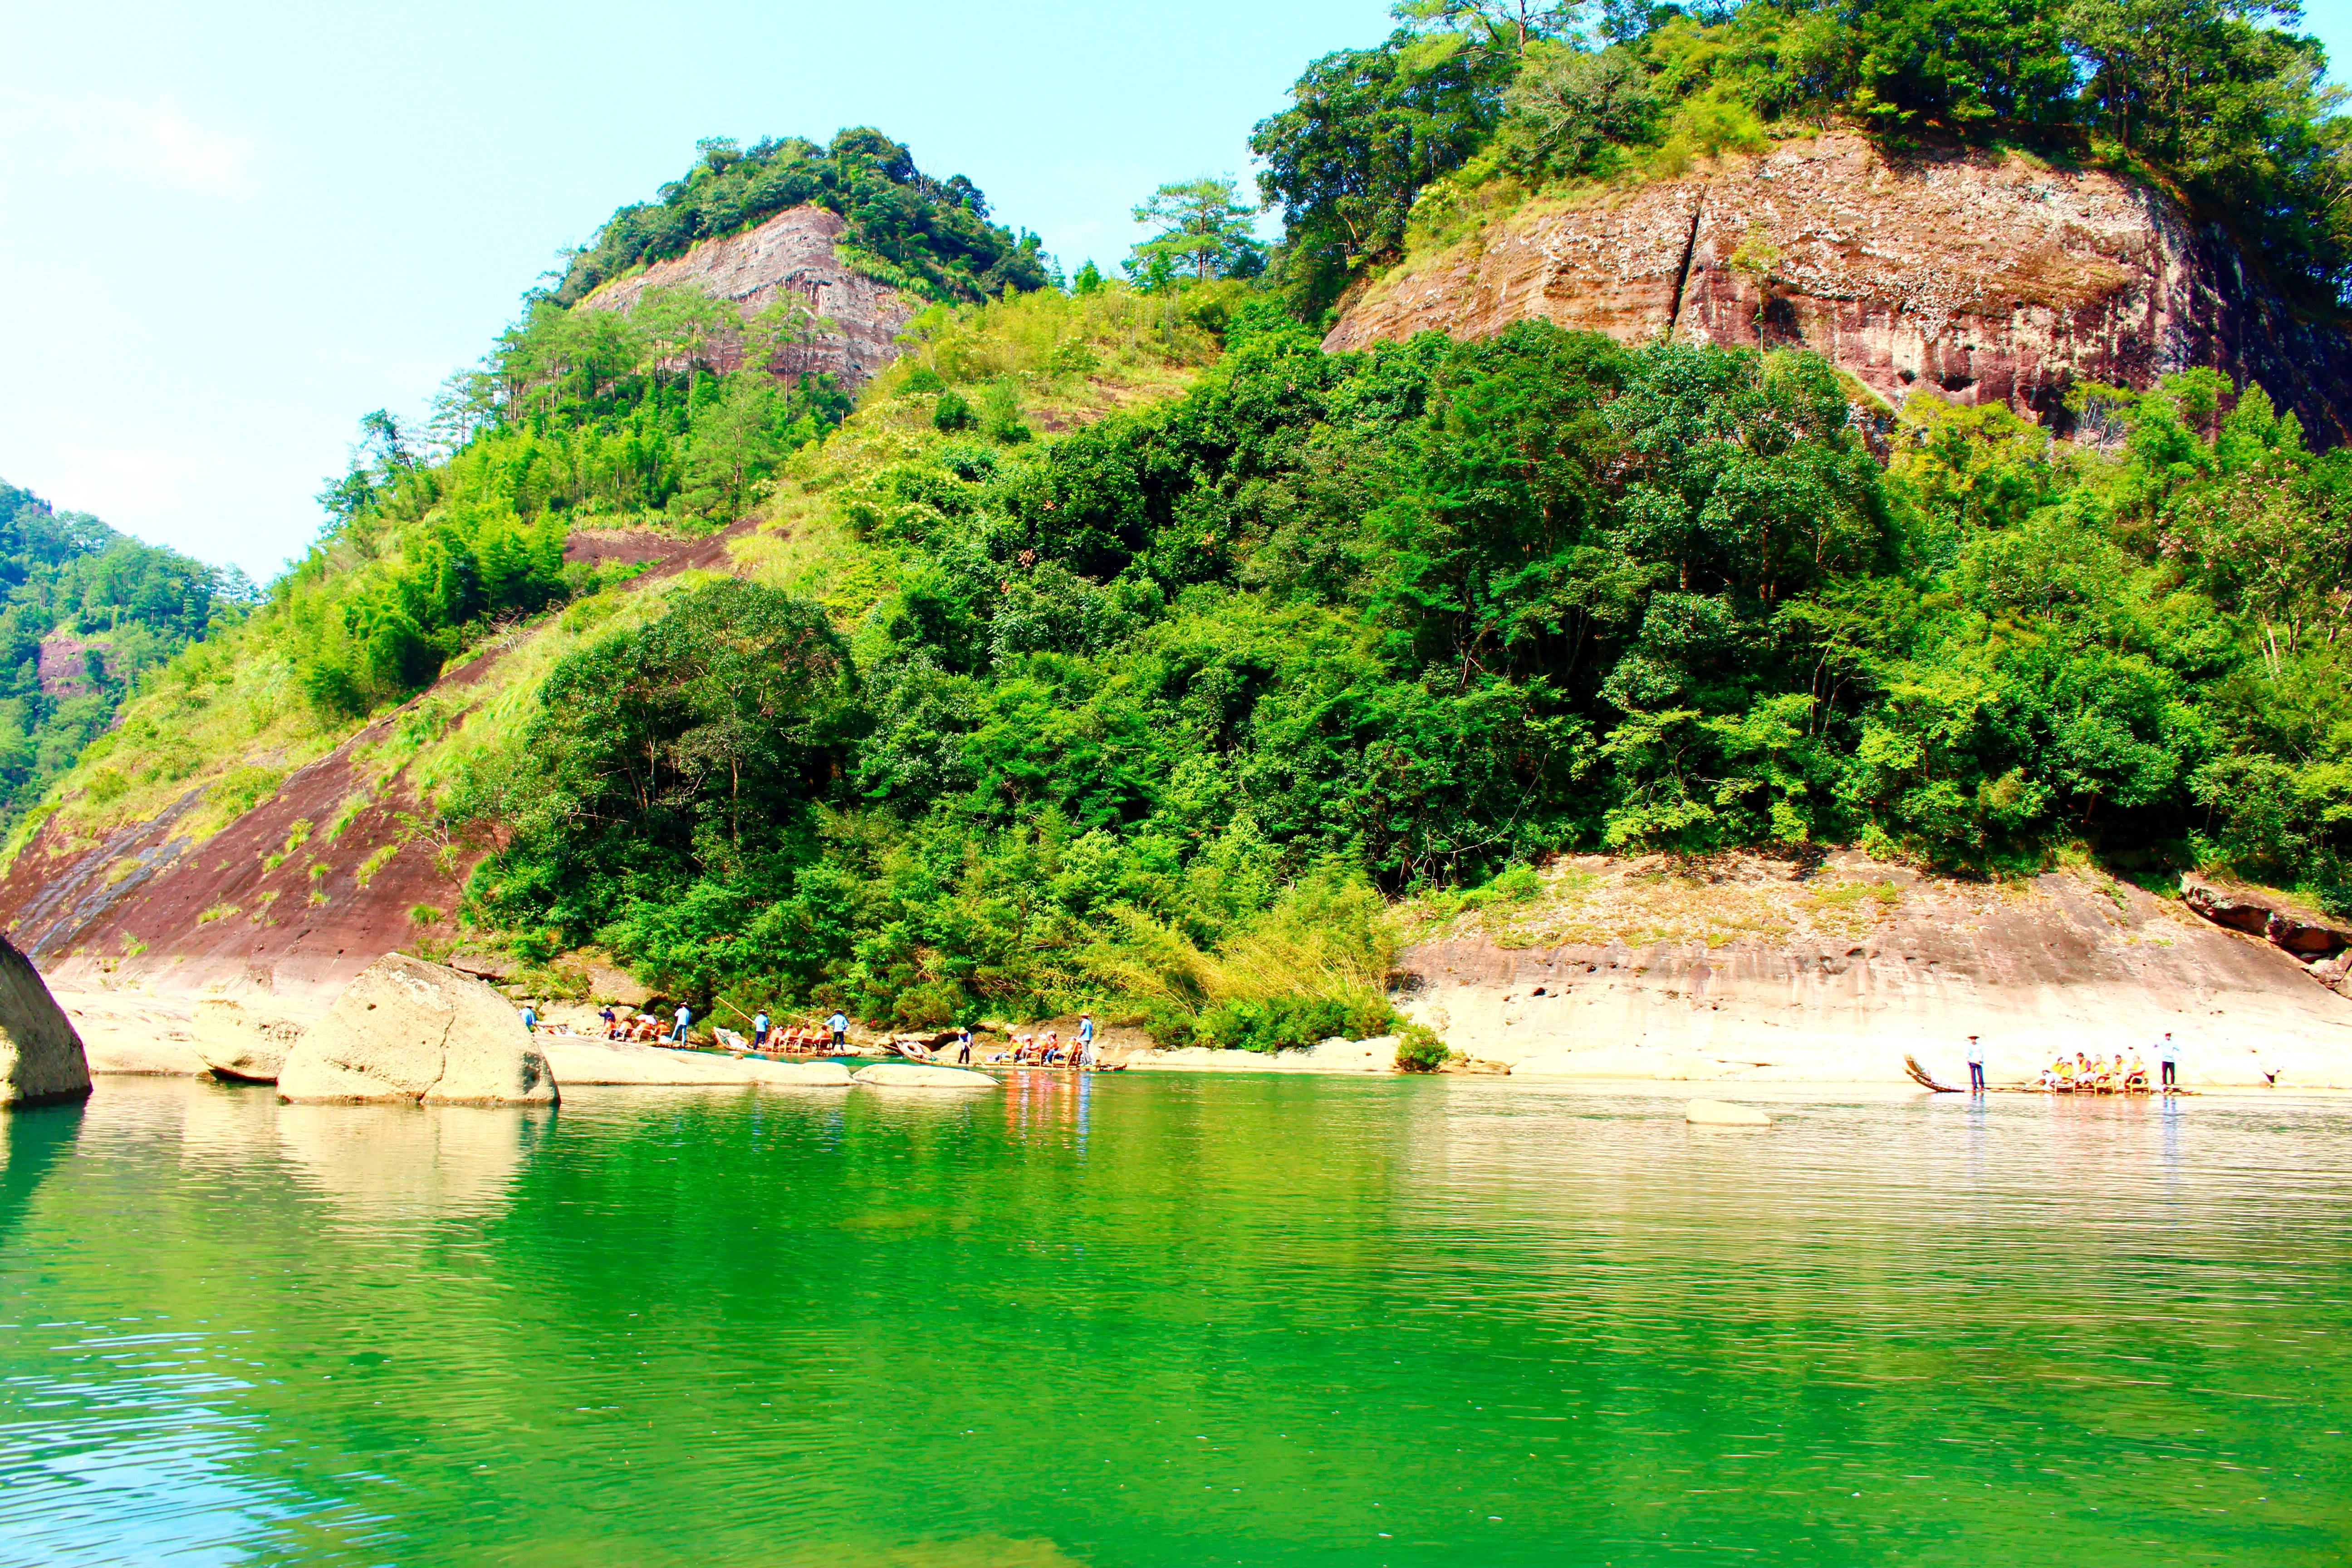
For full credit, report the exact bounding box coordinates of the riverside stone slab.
[279,953,557,1106]
[852,1062,996,1089]
[0,936,90,1107]
[540,1037,850,1087]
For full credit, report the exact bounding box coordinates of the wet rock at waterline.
[278,953,557,1106]
[1686,1098,1773,1127]
[852,1062,996,1090]
[0,936,90,1107]
[191,998,306,1083]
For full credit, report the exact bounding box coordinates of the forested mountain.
[0,481,243,832]
[8,6,2352,1049]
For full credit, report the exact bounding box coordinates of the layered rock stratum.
[1328,131,2352,443]
[579,205,917,390]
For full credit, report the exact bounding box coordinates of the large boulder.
[0,936,91,1107]
[278,953,557,1106]
[191,998,306,1083]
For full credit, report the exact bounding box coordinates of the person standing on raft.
[672,1003,692,1044]
[752,1009,770,1050]
[955,1025,973,1065]
[2158,1031,2179,1091]
[1965,1034,1984,1094]
[1078,1013,1096,1069]
[827,1009,849,1054]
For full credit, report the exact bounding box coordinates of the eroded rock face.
[278,953,557,1106]
[191,998,305,1083]
[2180,873,2352,960]
[1327,132,2352,445]
[578,205,917,391]
[0,936,90,1107]
[2181,873,2277,936]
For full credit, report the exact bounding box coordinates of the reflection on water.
[275,1100,549,1221]
[0,1074,2348,1566]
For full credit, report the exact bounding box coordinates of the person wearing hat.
[1965,1034,1984,1094]
[2157,1030,2179,1091]
[1077,1012,1096,1068]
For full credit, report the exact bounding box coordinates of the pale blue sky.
[2,0,2347,580]
[0,0,1394,577]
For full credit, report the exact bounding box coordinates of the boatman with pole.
[2158,1030,2179,1091]
[828,1008,849,1054]
[1965,1034,1984,1094]
[1078,1012,1096,1069]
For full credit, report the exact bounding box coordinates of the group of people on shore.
[580,1004,852,1054]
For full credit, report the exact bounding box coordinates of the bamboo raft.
[1903,1054,2191,1095]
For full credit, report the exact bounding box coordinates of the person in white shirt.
[2157,1031,2179,1091]
[1965,1033,1984,1094]
[671,1004,691,1044]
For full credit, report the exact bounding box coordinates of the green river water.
[1,1071,2347,1566]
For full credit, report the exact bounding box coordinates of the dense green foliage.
[460,308,2352,1036]
[0,481,241,830]
[552,128,1052,306]
[1253,0,2352,314]
[285,296,854,721]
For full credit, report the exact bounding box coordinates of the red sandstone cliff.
[579,205,917,389]
[1327,131,2352,443]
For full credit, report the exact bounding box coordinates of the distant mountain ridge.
[0,481,239,834]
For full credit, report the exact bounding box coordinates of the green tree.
[1501,42,1663,176]
[632,285,737,395]
[1128,177,1265,282]
[1250,30,1511,312]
